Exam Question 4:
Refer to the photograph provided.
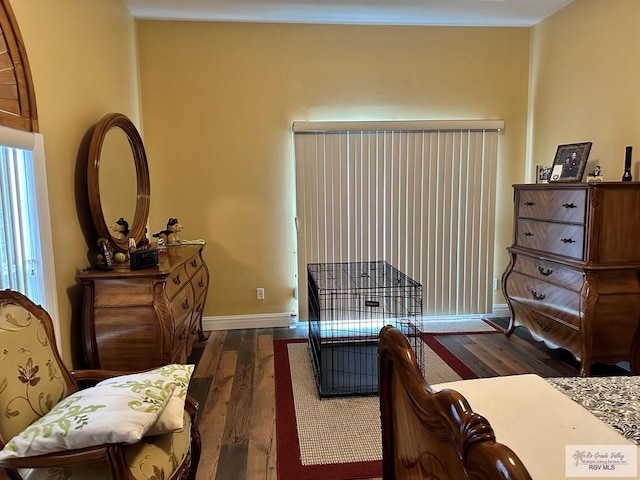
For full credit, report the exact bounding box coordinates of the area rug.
[274,337,479,480]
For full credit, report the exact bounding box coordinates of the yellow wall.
[530,0,640,180]
[10,0,141,365]
[137,21,530,317]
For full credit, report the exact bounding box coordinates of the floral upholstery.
[0,301,71,443]
[0,290,200,480]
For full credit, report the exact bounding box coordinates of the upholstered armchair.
[0,289,201,480]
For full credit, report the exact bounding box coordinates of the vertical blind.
[293,120,503,320]
[0,146,43,301]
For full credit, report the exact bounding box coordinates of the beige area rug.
[287,341,462,466]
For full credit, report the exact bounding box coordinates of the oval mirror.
[87,113,150,253]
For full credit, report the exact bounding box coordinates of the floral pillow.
[0,369,177,459]
[131,364,194,436]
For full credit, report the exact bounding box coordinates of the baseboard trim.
[203,305,509,331]
[203,313,296,331]
[491,303,510,317]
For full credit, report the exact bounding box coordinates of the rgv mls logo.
[566,445,637,477]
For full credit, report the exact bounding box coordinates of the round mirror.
[87,113,150,253]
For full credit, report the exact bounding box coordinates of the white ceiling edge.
[123,0,574,27]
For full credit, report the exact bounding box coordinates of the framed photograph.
[536,165,552,183]
[549,142,592,182]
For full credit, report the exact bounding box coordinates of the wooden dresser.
[79,244,209,371]
[502,183,640,375]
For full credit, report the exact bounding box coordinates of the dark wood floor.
[189,319,628,480]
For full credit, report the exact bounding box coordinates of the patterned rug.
[274,336,481,480]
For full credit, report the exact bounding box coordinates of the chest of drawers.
[79,244,209,371]
[502,183,640,375]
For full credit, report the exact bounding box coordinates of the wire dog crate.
[307,261,423,398]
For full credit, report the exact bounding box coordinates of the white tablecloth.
[432,374,638,480]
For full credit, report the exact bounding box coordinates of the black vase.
[623,146,633,181]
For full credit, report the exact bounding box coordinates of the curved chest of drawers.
[79,244,209,371]
[502,183,640,375]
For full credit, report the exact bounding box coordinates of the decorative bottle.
[622,146,633,181]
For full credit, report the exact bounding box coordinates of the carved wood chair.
[378,325,532,480]
[0,289,201,480]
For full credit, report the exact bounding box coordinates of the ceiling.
[123,0,573,27]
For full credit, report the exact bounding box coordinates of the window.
[294,120,503,320]
[0,126,58,338]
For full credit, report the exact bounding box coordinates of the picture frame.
[548,142,592,182]
[536,165,552,184]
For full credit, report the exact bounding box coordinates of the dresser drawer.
[505,271,580,328]
[172,322,190,363]
[510,302,581,357]
[185,252,204,278]
[171,283,195,329]
[518,189,586,223]
[192,267,208,302]
[516,219,584,260]
[512,254,584,292]
[166,265,188,300]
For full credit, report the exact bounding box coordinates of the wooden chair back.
[378,325,533,480]
[0,290,77,445]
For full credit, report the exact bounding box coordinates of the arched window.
[0,0,58,341]
[0,0,38,132]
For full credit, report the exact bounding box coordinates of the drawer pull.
[537,266,553,276]
[522,231,533,237]
[198,278,205,288]
[534,317,553,333]
[524,201,536,206]
[562,203,577,209]
[530,290,546,301]
[561,238,575,244]
[182,299,190,310]
[172,274,181,285]
[191,259,198,268]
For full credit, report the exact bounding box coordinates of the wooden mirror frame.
[87,113,150,253]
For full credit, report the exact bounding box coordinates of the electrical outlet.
[257,287,265,300]
[493,278,498,290]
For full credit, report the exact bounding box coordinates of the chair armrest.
[185,395,200,423]
[69,368,143,383]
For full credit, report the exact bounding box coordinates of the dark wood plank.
[246,331,277,479]
[216,443,248,480]
[195,346,237,480]
[431,334,503,377]
[223,330,257,445]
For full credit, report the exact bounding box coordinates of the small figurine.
[96,237,114,270]
[153,218,183,245]
[109,217,130,240]
[137,228,151,249]
[586,165,603,183]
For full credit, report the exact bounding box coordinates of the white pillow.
[145,364,194,436]
[0,370,175,459]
